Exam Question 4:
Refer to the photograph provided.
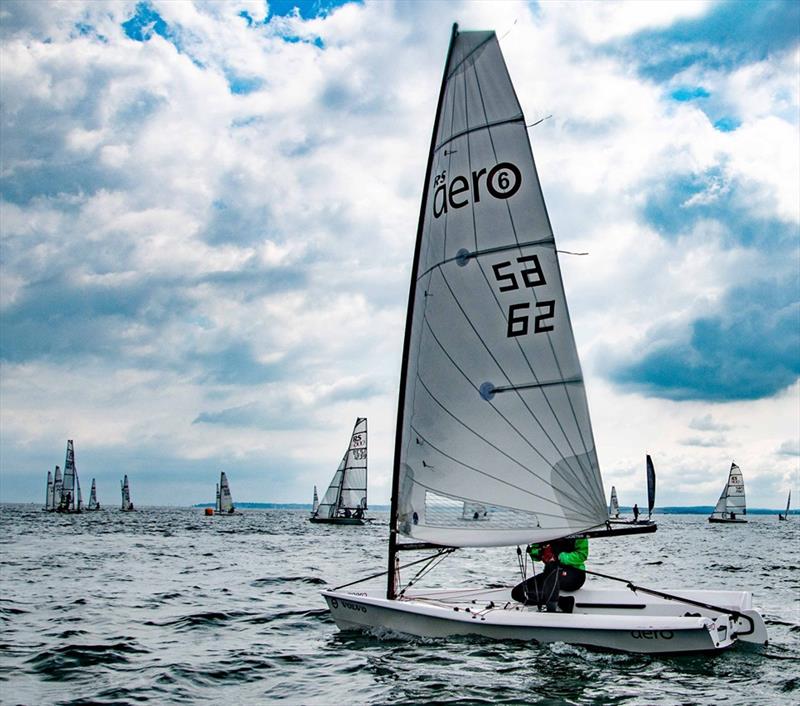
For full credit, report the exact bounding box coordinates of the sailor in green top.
[511,537,589,611]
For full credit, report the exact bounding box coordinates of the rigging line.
[410,426,601,524]
[470,58,598,486]
[332,549,456,591]
[417,237,556,280]
[413,372,599,518]
[434,115,525,153]
[445,33,494,81]
[425,274,600,513]
[398,548,455,597]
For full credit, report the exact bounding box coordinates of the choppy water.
[1,506,798,705]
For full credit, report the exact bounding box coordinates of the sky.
[1,0,798,509]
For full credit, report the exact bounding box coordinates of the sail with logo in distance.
[393,29,608,548]
[608,486,620,518]
[59,440,78,512]
[217,472,235,514]
[314,418,368,520]
[709,462,746,522]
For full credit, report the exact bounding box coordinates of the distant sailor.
[511,538,588,612]
[633,503,640,522]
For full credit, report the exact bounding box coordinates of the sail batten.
[392,27,607,551]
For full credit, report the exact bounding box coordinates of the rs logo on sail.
[432,162,522,218]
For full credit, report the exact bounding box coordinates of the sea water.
[1,506,797,705]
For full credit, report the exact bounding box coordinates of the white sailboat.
[44,469,54,511]
[87,478,100,511]
[52,465,63,512]
[778,491,791,521]
[311,485,319,517]
[608,486,620,519]
[216,471,236,514]
[310,418,368,525]
[322,25,767,654]
[56,440,81,513]
[708,462,747,524]
[120,474,135,512]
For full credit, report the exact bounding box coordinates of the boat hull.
[708,517,747,523]
[310,517,364,525]
[322,586,767,655]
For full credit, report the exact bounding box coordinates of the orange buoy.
[204,508,214,516]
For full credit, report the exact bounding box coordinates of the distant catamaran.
[310,417,368,525]
[56,440,82,513]
[708,462,746,523]
[216,471,235,514]
[120,474,135,512]
[778,491,791,521]
[87,478,100,511]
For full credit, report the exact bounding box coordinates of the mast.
[388,22,460,600]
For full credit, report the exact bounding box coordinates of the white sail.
[609,486,620,518]
[218,472,234,513]
[316,418,368,519]
[87,478,99,510]
[312,485,319,516]
[60,439,77,511]
[121,474,133,511]
[53,465,63,510]
[45,470,54,510]
[709,462,746,520]
[76,475,83,512]
[394,30,608,547]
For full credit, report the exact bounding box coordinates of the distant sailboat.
[121,474,135,512]
[45,469,54,511]
[310,417,368,525]
[608,486,620,519]
[87,478,100,511]
[76,475,84,512]
[778,490,791,521]
[632,454,657,525]
[311,485,319,517]
[216,471,235,514]
[708,462,747,523]
[56,440,81,513]
[52,465,63,512]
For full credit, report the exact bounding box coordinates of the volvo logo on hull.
[433,162,522,218]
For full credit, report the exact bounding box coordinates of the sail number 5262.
[492,255,555,338]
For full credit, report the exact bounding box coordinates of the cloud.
[777,440,800,457]
[688,414,730,432]
[679,435,727,448]
[1,0,796,507]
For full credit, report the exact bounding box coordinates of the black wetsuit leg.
[511,563,560,607]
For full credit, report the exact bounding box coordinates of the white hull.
[322,586,767,655]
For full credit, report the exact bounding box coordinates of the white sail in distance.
[87,479,99,510]
[218,472,234,513]
[316,418,368,519]
[312,485,319,516]
[121,475,133,511]
[609,486,620,518]
[394,30,608,547]
[45,470,54,510]
[53,466,63,510]
[61,440,77,511]
[710,462,746,520]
